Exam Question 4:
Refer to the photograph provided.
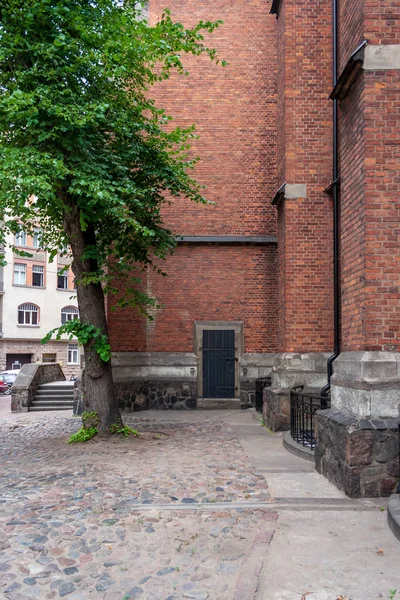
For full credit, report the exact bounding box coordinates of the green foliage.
[68,426,98,444]
[0,0,224,324]
[109,422,139,437]
[389,591,397,599]
[42,321,111,362]
[82,411,100,428]
[68,411,100,443]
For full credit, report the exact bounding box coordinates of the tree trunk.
[63,202,122,435]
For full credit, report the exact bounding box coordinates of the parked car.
[0,375,11,395]
[0,370,20,394]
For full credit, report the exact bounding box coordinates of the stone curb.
[387,494,400,542]
[282,431,315,463]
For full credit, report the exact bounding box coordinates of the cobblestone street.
[1,402,399,600]
[0,405,277,600]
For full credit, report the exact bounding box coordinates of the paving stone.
[58,582,76,597]
[63,567,79,576]
[123,587,143,599]
[156,567,177,576]
[0,413,275,600]
[182,591,209,599]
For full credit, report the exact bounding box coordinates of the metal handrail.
[290,386,331,450]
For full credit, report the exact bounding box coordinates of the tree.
[0,0,224,434]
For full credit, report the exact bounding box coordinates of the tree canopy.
[0,0,224,432]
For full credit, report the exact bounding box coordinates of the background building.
[0,229,80,378]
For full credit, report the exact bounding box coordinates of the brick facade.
[0,340,80,379]
[273,0,334,354]
[107,0,400,432]
[110,245,278,354]
[108,0,279,360]
[338,0,400,352]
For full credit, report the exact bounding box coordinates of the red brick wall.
[338,0,364,70]
[108,1,279,355]
[109,245,278,354]
[149,0,278,237]
[338,74,366,350]
[363,72,400,351]
[338,0,400,352]
[274,0,334,353]
[364,0,400,45]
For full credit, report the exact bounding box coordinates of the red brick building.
[108,0,400,495]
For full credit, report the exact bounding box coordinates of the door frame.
[194,321,243,398]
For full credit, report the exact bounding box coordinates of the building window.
[32,265,44,287]
[14,263,26,286]
[32,228,43,249]
[57,269,68,289]
[68,343,79,365]
[18,303,39,326]
[42,353,56,363]
[15,230,27,247]
[61,306,79,325]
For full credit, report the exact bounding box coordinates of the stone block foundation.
[263,388,290,431]
[315,408,399,498]
[115,380,197,411]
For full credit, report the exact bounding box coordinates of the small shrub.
[68,426,98,444]
[82,411,100,429]
[109,422,139,437]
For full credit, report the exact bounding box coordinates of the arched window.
[18,303,39,326]
[61,306,79,325]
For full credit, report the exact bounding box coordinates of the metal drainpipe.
[321,0,340,400]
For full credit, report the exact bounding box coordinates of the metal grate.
[255,377,272,413]
[290,386,331,450]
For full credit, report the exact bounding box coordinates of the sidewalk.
[0,399,399,600]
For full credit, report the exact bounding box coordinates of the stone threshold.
[197,398,241,409]
[122,499,382,512]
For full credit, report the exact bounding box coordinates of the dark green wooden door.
[203,330,235,398]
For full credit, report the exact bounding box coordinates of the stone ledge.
[197,398,241,410]
[317,408,398,431]
[283,432,315,463]
[388,495,400,542]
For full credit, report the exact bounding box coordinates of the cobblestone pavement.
[0,408,277,600]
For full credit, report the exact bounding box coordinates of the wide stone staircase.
[30,381,74,411]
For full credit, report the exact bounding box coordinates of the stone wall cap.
[317,408,399,431]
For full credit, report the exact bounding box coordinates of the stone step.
[197,398,241,410]
[35,389,74,397]
[37,384,74,391]
[30,405,73,411]
[33,397,73,404]
[32,398,73,404]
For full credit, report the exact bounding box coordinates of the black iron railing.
[290,386,331,450]
[255,377,272,413]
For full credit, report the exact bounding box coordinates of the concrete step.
[32,378,75,411]
[197,398,241,410]
[35,390,74,397]
[32,398,73,404]
[37,384,74,391]
[31,399,73,408]
[30,405,72,411]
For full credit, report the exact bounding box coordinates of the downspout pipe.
[321,0,340,399]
